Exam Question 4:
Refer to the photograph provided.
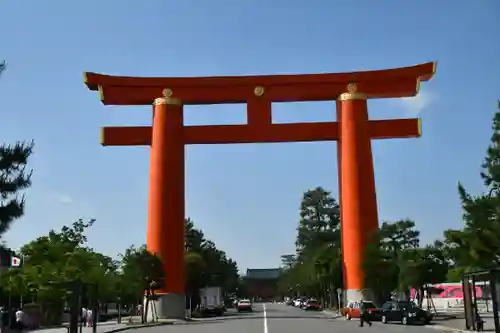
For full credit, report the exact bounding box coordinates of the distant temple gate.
[244,269,282,301]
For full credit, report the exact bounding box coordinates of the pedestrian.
[14,307,24,333]
[81,307,87,327]
[475,309,484,331]
[359,301,372,327]
[86,309,93,328]
[0,306,8,333]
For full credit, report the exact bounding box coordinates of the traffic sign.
[11,256,21,267]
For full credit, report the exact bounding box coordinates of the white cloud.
[57,195,73,205]
[44,193,74,205]
[400,89,434,117]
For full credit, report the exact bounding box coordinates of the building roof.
[245,268,282,280]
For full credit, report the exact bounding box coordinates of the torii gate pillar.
[338,85,380,302]
[146,96,186,319]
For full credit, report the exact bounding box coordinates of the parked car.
[236,299,253,312]
[302,299,322,311]
[293,298,302,307]
[380,300,432,325]
[286,298,294,306]
[299,298,309,309]
[340,301,379,320]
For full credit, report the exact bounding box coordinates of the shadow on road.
[178,307,463,328]
[179,312,340,325]
[179,317,340,325]
[432,313,460,321]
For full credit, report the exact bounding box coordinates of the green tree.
[0,141,34,236]
[185,218,205,252]
[398,241,449,307]
[444,103,500,270]
[185,218,239,294]
[119,245,164,306]
[0,219,118,325]
[198,240,239,289]
[184,251,206,297]
[278,260,308,296]
[280,254,296,268]
[279,187,342,307]
[122,218,240,310]
[363,219,421,304]
[0,59,34,246]
[378,219,420,253]
[296,187,341,253]
[364,219,450,305]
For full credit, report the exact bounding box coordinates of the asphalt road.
[127,302,452,333]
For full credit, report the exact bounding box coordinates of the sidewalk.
[25,322,126,333]
[325,309,493,332]
[29,317,178,333]
[321,309,342,318]
[425,314,496,332]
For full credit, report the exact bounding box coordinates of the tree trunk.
[332,289,338,309]
[417,286,425,307]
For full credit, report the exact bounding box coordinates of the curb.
[423,324,472,333]
[321,310,343,319]
[106,321,177,333]
[31,326,67,332]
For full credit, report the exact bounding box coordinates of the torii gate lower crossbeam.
[84,62,435,318]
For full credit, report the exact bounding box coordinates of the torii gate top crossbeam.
[84,62,435,105]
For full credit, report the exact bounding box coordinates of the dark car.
[380,300,432,325]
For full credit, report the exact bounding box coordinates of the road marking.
[263,304,268,333]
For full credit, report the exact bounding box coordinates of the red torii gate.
[84,62,435,318]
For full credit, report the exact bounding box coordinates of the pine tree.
[295,186,341,254]
[445,101,500,269]
[0,61,34,238]
[480,101,500,195]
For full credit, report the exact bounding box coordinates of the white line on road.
[263,304,268,333]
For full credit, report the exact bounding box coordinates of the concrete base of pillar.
[144,293,186,320]
[345,289,374,304]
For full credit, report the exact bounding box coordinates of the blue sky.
[1,0,499,272]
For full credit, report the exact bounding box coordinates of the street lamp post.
[336,288,343,309]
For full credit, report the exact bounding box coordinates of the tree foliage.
[0,215,240,323]
[119,245,164,305]
[184,218,239,301]
[363,219,449,305]
[278,187,342,306]
[0,59,34,238]
[0,141,34,236]
[0,219,120,324]
[295,186,341,252]
[443,104,500,271]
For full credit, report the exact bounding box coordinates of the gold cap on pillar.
[338,83,366,101]
[153,88,183,106]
